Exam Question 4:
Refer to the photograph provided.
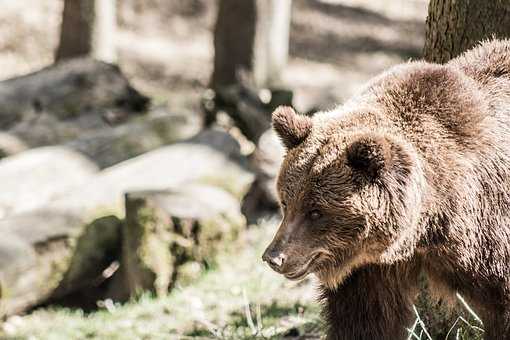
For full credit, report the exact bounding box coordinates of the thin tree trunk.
[210,0,257,89]
[424,0,510,64]
[56,0,117,63]
[254,0,292,88]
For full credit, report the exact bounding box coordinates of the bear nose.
[262,249,286,270]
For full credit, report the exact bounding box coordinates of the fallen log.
[203,82,293,143]
[48,129,255,214]
[65,109,202,168]
[0,58,148,129]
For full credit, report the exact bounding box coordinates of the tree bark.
[424,0,510,64]
[210,0,257,89]
[56,0,117,63]
[254,0,292,88]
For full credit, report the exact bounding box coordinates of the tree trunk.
[207,0,293,143]
[254,0,292,88]
[210,0,257,89]
[211,0,293,89]
[56,0,117,63]
[424,0,510,64]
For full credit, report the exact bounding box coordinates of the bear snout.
[262,247,287,272]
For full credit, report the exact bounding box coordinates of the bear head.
[262,106,426,289]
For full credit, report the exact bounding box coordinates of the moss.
[126,203,175,297]
[193,211,245,263]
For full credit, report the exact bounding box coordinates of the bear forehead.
[278,131,350,199]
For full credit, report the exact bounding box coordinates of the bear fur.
[262,39,510,339]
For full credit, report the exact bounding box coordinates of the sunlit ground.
[2,219,322,340]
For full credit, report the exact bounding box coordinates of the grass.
[1,219,321,340]
[0,218,486,340]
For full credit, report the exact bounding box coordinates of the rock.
[65,109,202,168]
[113,185,244,299]
[49,128,255,215]
[0,133,27,158]
[0,58,148,129]
[0,146,98,219]
[0,210,121,316]
[242,129,285,223]
[8,107,201,168]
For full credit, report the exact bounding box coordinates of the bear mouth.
[283,253,321,281]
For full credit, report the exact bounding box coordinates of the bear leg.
[321,263,419,340]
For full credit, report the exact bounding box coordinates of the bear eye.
[309,210,322,221]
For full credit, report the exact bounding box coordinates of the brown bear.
[262,39,510,340]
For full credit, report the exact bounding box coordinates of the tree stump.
[115,186,245,300]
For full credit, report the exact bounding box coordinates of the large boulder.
[0,146,98,219]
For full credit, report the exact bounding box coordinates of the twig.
[242,289,257,335]
[456,293,483,326]
[406,317,421,340]
[412,305,433,340]
[256,302,263,334]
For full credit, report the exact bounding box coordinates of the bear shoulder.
[448,39,510,82]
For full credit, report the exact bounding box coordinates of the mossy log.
[112,186,245,300]
[0,210,121,316]
[0,129,254,314]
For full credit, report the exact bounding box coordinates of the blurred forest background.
[0,0,507,339]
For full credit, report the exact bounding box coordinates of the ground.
[1,220,484,340]
[2,220,322,340]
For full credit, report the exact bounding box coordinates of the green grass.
[1,219,321,340]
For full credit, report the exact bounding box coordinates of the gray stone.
[0,146,98,219]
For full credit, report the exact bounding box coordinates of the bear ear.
[272,106,312,149]
[346,134,394,179]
